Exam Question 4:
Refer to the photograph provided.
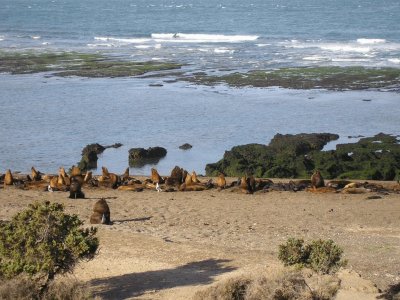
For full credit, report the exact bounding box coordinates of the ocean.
[0,0,399,175]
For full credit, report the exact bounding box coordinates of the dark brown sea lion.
[69,177,85,199]
[170,166,183,183]
[90,198,111,224]
[311,170,325,189]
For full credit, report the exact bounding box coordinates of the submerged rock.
[179,143,193,150]
[128,147,167,167]
[206,133,400,180]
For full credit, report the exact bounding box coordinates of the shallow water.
[0,74,399,175]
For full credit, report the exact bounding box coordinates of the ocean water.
[0,0,399,175]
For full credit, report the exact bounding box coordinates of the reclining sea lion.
[90,198,111,224]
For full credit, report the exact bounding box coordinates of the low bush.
[278,238,346,274]
[0,201,99,296]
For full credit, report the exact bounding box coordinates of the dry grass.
[0,275,99,300]
[193,268,341,300]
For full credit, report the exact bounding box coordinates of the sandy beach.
[1,177,399,299]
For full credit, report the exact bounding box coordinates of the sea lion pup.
[311,170,324,190]
[69,176,85,199]
[30,166,42,181]
[216,173,226,189]
[90,198,111,225]
[4,169,14,186]
[151,168,164,184]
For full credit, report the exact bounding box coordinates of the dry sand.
[0,178,399,299]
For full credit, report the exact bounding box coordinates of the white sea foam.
[302,56,328,61]
[135,45,152,49]
[331,58,371,62]
[87,43,114,47]
[94,36,151,44]
[214,47,234,54]
[151,33,259,43]
[319,44,371,53]
[388,58,400,64]
[31,36,41,40]
[357,38,386,45]
[256,44,270,47]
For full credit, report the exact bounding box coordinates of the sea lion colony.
[1,166,399,196]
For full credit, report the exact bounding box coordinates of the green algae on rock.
[0,51,182,77]
[205,133,400,180]
[184,67,400,90]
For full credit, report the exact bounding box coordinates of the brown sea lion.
[311,170,325,189]
[240,176,252,194]
[102,166,110,178]
[49,176,59,189]
[31,167,42,181]
[216,173,226,189]
[4,169,13,186]
[184,173,193,186]
[69,177,85,199]
[90,198,111,224]
[70,165,82,177]
[191,171,200,183]
[58,167,71,186]
[109,173,121,189]
[122,167,130,181]
[151,168,164,184]
[179,183,207,192]
[170,166,183,183]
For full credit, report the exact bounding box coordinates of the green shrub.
[0,201,98,294]
[278,238,308,268]
[278,238,346,274]
[307,239,346,274]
